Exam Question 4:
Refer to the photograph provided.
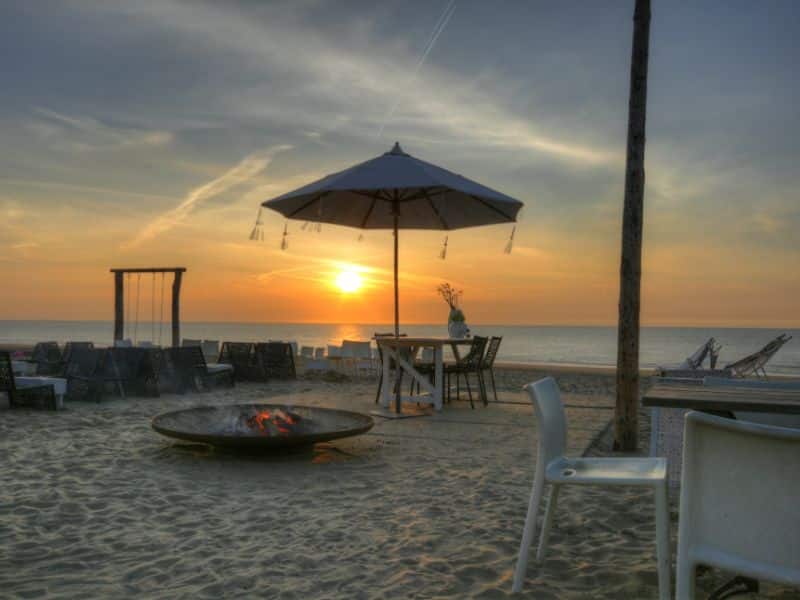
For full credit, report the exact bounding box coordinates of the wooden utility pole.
[615,0,651,451]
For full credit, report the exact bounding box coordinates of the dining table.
[374,337,474,413]
[642,381,800,465]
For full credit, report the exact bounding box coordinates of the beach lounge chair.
[676,412,800,599]
[300,346,314,359]
[167,346,234,392]
[723,333,792,378]
[0,351,58,410]
[513,377,670,599]
[658,334,791,380]
[181,338,202,347]
[314,347,325,359]
[254,342,296,380]
[444,336,488,408]
[31,341,63,376]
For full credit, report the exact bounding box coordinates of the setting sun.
[335,269,363,293]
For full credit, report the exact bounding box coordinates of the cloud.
[125,145,292,247]
[86,1,618,167]
[29,107,173,152]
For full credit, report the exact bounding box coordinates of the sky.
[1,0,798,327]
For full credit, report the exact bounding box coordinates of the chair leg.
[676,557,696,600]
[478,370,488,406]
[464,372,474,408]
[513,472,545,593]
[654,482,672,600]
[490,368,498,403]
[375,371,383,404]
[536,484,560,562]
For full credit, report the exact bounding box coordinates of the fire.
[246,409,299,435]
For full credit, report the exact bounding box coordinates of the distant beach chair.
[63,342,94,366]
[676,412,800,599]
[167,346,234,393]
[114,338,133,348]
[31,341,63,376]
[314,347,325,359]
[255,342,296,380]
[341,340,373,377]
[218,342,258,381]
[181,338,202,347]
[63,347,106,402]
[201,340,220,362]
[0,351,58,410]
[513,377,670,599]
[104,347,161,398]
[300,346,314,359]
[657,334,791,380]
[723,333,792,378]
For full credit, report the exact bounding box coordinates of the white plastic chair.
[513,377,671,599]
[676,411,800,599]
[341,340,374,377]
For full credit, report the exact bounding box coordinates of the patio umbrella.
[262,142,523,336]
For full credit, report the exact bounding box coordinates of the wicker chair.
[218,342,259,381]
[62,342,94,366]
[480,336,502,403]
[63,347,106,402]
[167,346,234,393]
[103,347,162,397]
[0,351,58,410]
[445,336,489,408]
[31,341,63,376]
[255,342,296,380]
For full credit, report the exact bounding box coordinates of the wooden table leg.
[381,344,391,408]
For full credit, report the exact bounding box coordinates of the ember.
[246,409,301,435]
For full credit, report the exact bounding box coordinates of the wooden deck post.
[615,0,651,451]
[113,271,124,342]
[171,270,183,348]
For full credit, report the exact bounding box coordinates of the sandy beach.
[1,365,794,599]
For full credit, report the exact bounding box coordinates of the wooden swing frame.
[110,267,186,347]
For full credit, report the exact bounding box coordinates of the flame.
[246,409,298,435]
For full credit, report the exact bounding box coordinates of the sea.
[1,321,797,376]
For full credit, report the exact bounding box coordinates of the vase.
[448,309,468,338]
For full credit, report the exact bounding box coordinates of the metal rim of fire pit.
[151,404,374,450]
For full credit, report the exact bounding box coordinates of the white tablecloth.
[15,376,67,409]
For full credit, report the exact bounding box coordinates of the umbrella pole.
[393,213,399,338]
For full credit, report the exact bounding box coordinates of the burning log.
[245,408,303,435]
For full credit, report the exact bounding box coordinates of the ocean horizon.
[1,320,797,376]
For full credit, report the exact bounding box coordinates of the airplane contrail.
[125,145,291,248]
[376,0,457,139]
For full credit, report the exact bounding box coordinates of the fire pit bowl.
[151,404,374,451]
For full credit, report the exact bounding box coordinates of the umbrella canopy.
[262,143,523,335]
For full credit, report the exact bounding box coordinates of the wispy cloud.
[29,107,173,152]
[125,145,292,247]
[90,1,618,167]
